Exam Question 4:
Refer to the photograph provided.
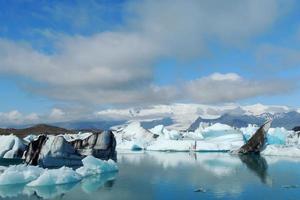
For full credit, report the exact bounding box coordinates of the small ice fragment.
[194,187,206,193]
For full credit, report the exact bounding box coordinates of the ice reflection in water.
[1,152,300,199]
[0,170,117,199]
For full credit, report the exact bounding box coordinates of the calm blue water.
[0,152,300,199]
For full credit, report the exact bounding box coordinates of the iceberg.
[30,135,83,167]
[0,165,43,185]
[115,122,244,152]
[267,128,289,145]
[262,145,300,157]
[27,167,82,186]
[150,125,181,140]
[0,156,118,187]
[0,135,26,159]
[116,122,156,150]
[23,131,117,167]
[240,124,292,145]
[76,155,118,177]
[237,120,272,154]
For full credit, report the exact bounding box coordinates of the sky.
[1,0,300,125]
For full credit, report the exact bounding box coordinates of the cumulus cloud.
[183,73,294,103]
[0,110,39,126]
[49,108,65,120]
[0,0,294,106]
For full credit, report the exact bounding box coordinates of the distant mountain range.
[94,103,298,130]
[188,111,300,130]
[1,104,299,133]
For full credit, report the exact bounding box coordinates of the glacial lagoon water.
[0,152,300,199]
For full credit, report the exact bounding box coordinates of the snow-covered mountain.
[95,103,295,130]
[189,111,300,130]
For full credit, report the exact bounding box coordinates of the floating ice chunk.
[0,135,26,158]
[150,125,181,140]
[76,156,118,177]
[241,125,292,145]
[0,165,43,185]
[27,167,81,186]
[204,123,234,131]
[0,155,118,187]
[149,125,164,135]
[147,140,193,151]
[201,123,239,139]
[267,128,289,145]
[115,139,144,151]
[23,134,38,144]
[262,145,300,157]
[240,124,259,141]
[120,122,155,148]
[182,131,204,140]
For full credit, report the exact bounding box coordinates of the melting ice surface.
[0,152,300,199]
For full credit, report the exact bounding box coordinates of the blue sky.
[0,0,300,124]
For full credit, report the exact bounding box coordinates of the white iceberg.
[76,155,118,177]
[116,122,155,150]
[148,123,244,152]
[27,166,82,186]
[0,156,118,186]
[262,145,300,157]
[241,124,293,145]
[150,125,181,140]
[116,122,244,152]
[0,165,43,185]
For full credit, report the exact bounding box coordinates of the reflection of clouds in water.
[118,152,146,166]
[118,152,293,198]
[119,151,241,177]
[1,153,300,200]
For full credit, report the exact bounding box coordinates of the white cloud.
[0,0,294,106]
[0,110,40,126]
[209,73,242,81]
[183,73,293,103]
[49,108,65,120]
